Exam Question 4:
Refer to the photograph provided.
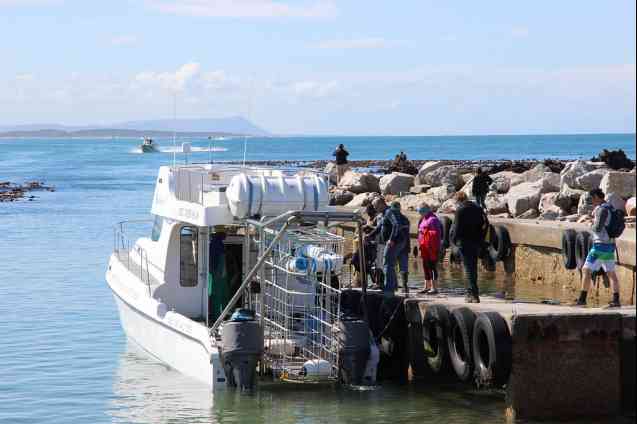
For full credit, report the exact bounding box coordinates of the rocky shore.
[0,181,55,202]
[323,155,636,225]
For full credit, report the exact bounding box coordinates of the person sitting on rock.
[574,188,622,307]
[471,167,492,210]
[332,144,349,184]
[450,192,490,303]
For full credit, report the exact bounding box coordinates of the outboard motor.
[338,316,375,386]
[220,309,263,391]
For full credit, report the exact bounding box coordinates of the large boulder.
[427,184,456,205]
[490,171,516,194]
[557,183,585,212]
[416,161,446,184]
[577,191,594,216]
[599,171,636,199]
[560,160,597,189]
[461,173,474,184]
[626,197,637,216]
[338,171,380,194]
[574,169,609,191]
[460,177,474,197]
[506,179,554,217]
[324,162,339,184]
[519,209,539,219]
[539,192,562,215]
[422,165,463,189]
[410,184,431,194]
[329,190,355,206]
[485,192,508,215]
[438,197,462,214]
[379,172,414,195]
[539,210,559,221]
[510,163,552,186]
[606,192,626,213]
[345,192,378,208]
[399,193,431,212]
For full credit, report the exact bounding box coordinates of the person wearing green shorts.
[574,189,621,307]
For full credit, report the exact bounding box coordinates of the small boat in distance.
[140,137,159,153]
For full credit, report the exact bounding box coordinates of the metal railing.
[113,220,156,296]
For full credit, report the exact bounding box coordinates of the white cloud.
[146,0,336,18]
[316,37,390,50]
[111,35,139,46]
[511,27,530,38]
[290,80,339,98]
[135,62,201,91]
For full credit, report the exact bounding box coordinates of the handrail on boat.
[112,220,156,296]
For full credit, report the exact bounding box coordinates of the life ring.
[422,304,451,375]
[575,231,591,270]
[447,307,477,382]
[472,312,512,387]
[439,216,452,249]
[488,225,512,262]
[561,229,577,270]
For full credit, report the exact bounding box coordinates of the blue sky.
[0,0,635,135]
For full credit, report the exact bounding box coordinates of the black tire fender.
[561,229,577,270]
[488,225,512,262]
[422,304,451,375]
[575,231,591,270]
[472,312,512,387]
[447,307,477,382]
[439,216,452,249]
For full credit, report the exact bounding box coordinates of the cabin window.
[151,215,163,242]
[179,226,198,287]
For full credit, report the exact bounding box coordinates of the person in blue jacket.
[366,198,411,295]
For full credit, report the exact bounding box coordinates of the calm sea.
[0,134,634,424]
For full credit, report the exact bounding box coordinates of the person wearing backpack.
[366,199,411,295]
[574,188,625,307]
[450,192,490,303]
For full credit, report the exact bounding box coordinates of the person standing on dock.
[366,199,411,295]
[332,144,349,184]
[450,192,490,303]
[471,168,493,210]
[574,188,623,307]
[416,202,442,295]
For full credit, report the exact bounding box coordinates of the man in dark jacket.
[450,192,489,303]
[332,144,349,184]
[366,199,411,295]
[471,168,493,210]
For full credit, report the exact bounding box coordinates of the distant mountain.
[0,128,244,138]
[0,116,269,137]
[115,117,269,136]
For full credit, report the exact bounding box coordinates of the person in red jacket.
[417,202,442,295]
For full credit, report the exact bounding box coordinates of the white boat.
[140,137,159,153]
[106,161,379,391]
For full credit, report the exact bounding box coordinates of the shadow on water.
[108,344,634,424]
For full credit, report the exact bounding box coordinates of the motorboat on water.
[140,137,159,153]
[106,159,379,391]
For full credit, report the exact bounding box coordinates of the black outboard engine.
[220,309,263,391]
[338,316,372,386]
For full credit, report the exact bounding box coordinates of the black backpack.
[602,203,626,239]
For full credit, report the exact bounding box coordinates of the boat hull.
[141,144,159,153]
[106,257,226,389]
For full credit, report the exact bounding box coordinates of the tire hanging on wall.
[561,229,578,270]
[422,304,451,375]
[472,312,512,387]
[575,231,591,270]
[447,307,477,382]
[488,225,512,262]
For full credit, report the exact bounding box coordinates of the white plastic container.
[302,359,332,379]
[225,173,329,219]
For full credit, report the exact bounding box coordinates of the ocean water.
[0,135,635,424]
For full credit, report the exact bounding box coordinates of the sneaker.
[571,299,587,307]
[465,295,474,303]
[428,289,439,295]
[472,296,481,304]
[604,300,621,309]
[418,288,430,295]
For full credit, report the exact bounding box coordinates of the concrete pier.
[402,293,635,421]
